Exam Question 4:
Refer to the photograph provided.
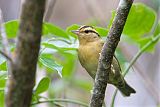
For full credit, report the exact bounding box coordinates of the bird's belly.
[78,46,100,78]
[85,62,97,78]
[85,59,98,72]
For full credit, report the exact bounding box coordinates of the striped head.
[72,25,100,44]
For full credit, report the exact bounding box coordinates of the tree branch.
[0,9,12,61]
[5,0,46,107]
[90,0,134,107]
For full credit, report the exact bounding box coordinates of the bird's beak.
[71,30,79,35]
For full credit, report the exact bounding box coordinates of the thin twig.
[32,100,64,107]
[120,43,160,104]
[149,4,160,36]
[124,34,160,75]
[0,8,12,78]
[54,102,65,107]
[47,38,72,44]
[44,0,57,21]
[124,27,160,74]
[0,50,12,61]
[90,0,134,107]
[110,89,118,107]
[31,98,89,107]
[111,6,160,106]
[0,8,12,61]
[111,34,160,107]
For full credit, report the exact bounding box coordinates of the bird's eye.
[84,30,89,33]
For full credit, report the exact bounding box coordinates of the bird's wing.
[99,40,122,73]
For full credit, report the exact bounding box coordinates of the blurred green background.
[0,0,160,107]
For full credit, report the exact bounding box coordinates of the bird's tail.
[117,81,136,97]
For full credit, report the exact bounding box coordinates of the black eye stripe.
[79,26,93,30]
[83,30,100,36]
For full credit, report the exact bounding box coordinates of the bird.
[72,25,136,96]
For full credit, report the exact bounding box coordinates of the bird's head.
[72,25,100,45]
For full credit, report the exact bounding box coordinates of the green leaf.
[4,20,19,38]
[66,24,80,38]
[95,27,108,37]
[154,21,160,36]
[73,78,92,91]
[0,71,7,88]
[39,54,63,77]
[41,43,77,78]
[107,10,116,29]
[138,36,158,53]
[42,42,77,52]
[0,71,7,107]
[35,77,50,95]
[61,52,76,78]
[0,61,7,71]
[43,23,69,39]
[42,42,60,51]
[123,3,156,41]
[31,94,38,102]
[0,79,6,89]
[0,91,4,107]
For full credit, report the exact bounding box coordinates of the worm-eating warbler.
[72,25,136,96]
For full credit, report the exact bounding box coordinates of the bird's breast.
[78,43,102,78]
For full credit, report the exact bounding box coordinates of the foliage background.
[0,0,160,107]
